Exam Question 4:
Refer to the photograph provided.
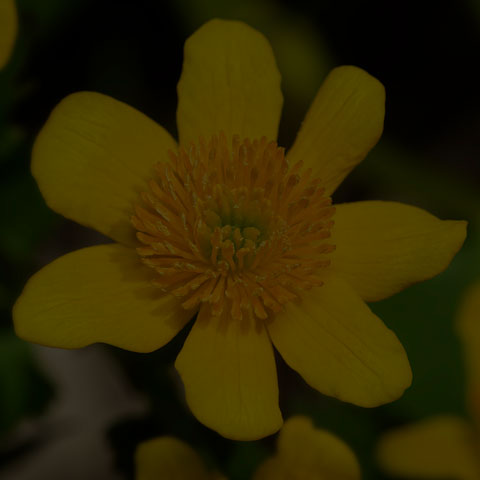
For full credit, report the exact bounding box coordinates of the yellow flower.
[135,416,360,480]
[0,0,17,69]
[13,19,466,440]
[377,283,480,479]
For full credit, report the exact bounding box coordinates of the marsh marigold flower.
[135,416,360,480]
[0,0,17,69]
[14,19,466,440]
[377,283,480,479]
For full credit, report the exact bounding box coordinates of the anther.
[133,132,335,321]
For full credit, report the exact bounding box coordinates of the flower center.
[132,133,335,321]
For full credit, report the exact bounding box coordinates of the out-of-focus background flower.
[1,1,479,479]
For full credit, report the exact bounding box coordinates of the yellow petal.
[456,282,480,425]
[267,273,412,407]
[377,415,480,480]
[32,92,176,246]
[176,19,283,147]
[286,66,385,195]
[175,305,282,440]
[13,244,192,352]
[135,436,215,480]
[254,416,361,480]
[330,201,467,302]
[0,0,17,69]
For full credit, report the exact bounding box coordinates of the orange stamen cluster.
[132,133,335,321]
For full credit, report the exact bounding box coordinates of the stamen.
[132,132,335,321]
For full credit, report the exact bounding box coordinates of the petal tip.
[329,64,386,100]
[352,355,412,408]
[435,218,468,269]
[175,354,283,441]
[12,295,29,342]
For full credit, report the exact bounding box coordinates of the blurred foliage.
[0,0,62,453]
[0,0,479,479]
[0,332,51,433]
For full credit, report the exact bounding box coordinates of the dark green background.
[1,0,479,478]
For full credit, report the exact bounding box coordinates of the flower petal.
[13,244,192,352]
[135,436,215,480]
[0,0,17,69]
[32,92,176,246]
[286,66,385,195]
[456,282,480,425]
[175,305,282,440]
[267,274,412,407]
[377,415,480,480]
[176,19,283,146]
[254,416,361,480]
[330,201,467,302]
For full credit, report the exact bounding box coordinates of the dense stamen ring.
[132,133,335,321]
